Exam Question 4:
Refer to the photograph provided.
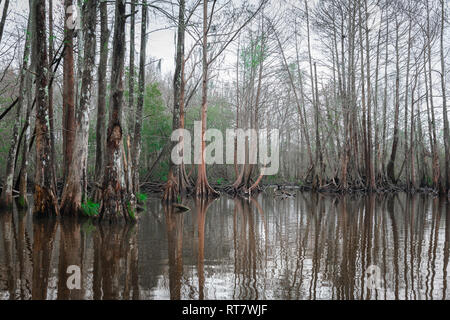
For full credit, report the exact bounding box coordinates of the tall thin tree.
[33,0,59,216]
[99,0,135,222]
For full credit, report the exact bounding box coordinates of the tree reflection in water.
[31,216,57,300]
[92,224,139,299]
[0,193,449,300]
[163,204,184,300]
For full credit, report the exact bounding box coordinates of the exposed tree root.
[195,178,220,198]
[195,167,220,198]
[99,185,136,224]
[163,164,195,202]
[162,171,179,203]
[33,185,59,217]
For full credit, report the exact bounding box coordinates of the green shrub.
[136,192,148,203]
[81,200,100,217]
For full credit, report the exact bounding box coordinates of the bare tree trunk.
[100,0,134,222]
[0,9,31,209]
[17,0,35,209]
[387,15,401,184]
[358,1,368,189]
[364,0,374,190]
[0,0,9,45]
[60,0,97,215]
[440,0,450,193]
[305,0,318,186]
[94,0,109,202]
[373,7,383,183]
[126,0,137,196]
[132,0,147,195]
[426,0,440,190]
[48,0,56,188]
[128,0,136,143]
[381,13,389,180]
[195,0,218,198]
[163,0,185,202]
[234,37,240,179]
[416,86,428,186]
[33,0,59,216]
[409,68,418,190]
[63,0,76,182]
[241,16,264,192]
[313,62,323,188]
[403,14,412,188]
[424,55,434,187]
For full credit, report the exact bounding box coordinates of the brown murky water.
[0,192,449,300]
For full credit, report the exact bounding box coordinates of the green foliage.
[136,192,148,203]
[185,99,234,133]
[240,36,265,71]
[141,83,171,182]
[154,160,169,182]
[216,177,225,185]
[127,201,136,220]
[17,195,26,208]
[81,200,100,217]
[266,175,279,182]
[142,83,171,152]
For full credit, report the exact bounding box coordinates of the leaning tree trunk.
[195,0,219,198]
[99,0,135,223]
[60,0,97,216]
[33,0,59,216]
[94,0,110,201]
[0,10,32,209]
[131,0,147,196]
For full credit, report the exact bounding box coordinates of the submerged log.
[171,203,190,213]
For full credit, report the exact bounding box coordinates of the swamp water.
[0,192,449,300]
